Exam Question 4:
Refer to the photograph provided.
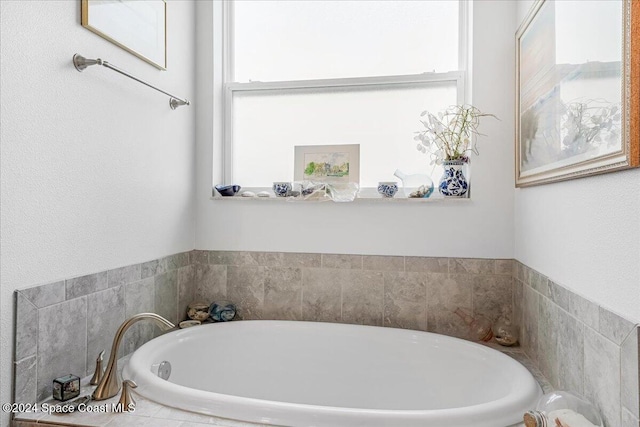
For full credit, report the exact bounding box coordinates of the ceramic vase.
[439,160,468,197]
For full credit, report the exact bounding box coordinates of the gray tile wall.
[15,251,515,405]
[13,251,639,427]
[513,261,640,427]
[191,251,513,338]
[13,252,191,403]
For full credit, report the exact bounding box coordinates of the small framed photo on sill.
[294,144,360,184]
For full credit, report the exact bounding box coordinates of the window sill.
[211,187,471,202]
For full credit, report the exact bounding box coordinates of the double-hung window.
[222,0,468,189]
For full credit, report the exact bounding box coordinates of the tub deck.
[12,341,551,427]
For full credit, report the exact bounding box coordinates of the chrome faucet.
[92,313,175,401]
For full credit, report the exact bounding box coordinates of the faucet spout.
[92,313,175,400]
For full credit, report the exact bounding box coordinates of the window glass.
[232,82,457,187]
[233,0,459,82]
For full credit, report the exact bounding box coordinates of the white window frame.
[220,0,470,187]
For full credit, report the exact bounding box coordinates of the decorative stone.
[493,314,519,346]
[241,191,256,197]
[209,301,236,322]
[409,184,435,198]
[257,191,271,197]
[179,320,201,328]
[187,302,210,321]
[301,183,326,196]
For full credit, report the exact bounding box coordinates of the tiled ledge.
[480,341,553,394]
[513,261,640,427]
[13,341,550,427]
[12,354,267,427]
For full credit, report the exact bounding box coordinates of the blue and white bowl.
[209,301,236,322]
[377,182,399,198]
[273,182,292,197]
[215,184,241,197]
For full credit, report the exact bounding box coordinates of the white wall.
[514,0,640,323]
[0,1,196,425]
[195,0,517,259]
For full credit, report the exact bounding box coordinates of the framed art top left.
[81,0,167,70]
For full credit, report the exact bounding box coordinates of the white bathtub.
[123,321,541,427]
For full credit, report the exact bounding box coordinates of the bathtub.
[123,321,541,427]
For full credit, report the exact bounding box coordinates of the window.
[222,0,467,189]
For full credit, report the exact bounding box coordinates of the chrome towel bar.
[73,54,190,110]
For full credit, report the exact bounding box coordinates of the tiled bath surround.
[13,251,513,406]
[12,251,639,427]
[13,252,192,403]
[513,261,640,427]
[190,251,514,335]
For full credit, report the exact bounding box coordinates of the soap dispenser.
[524,390,603,427]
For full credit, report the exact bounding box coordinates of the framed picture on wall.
[515,0,639,187]
[81,0,167,70]
[294,144,360,184]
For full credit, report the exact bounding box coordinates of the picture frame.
[515,0,639,187]
[294,144,360,184]
[81,0,167,70]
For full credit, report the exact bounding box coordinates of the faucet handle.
[118,379,137,412]
[89,350,105,385]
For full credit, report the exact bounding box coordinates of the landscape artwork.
[515,0,638,186]
[303,152,350,180]
[294,144,360,184]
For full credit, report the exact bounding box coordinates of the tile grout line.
[619,323,640,346]
[15,288,38,401]
[176,268,181,325]
[34,300,39,404]
[340,272,344,323]
[381,272,385,327]
[424,270,429,332]
[528,278,621,349]
[301,267,305,321]
[618,336,623,427]
[82,296,88,380]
